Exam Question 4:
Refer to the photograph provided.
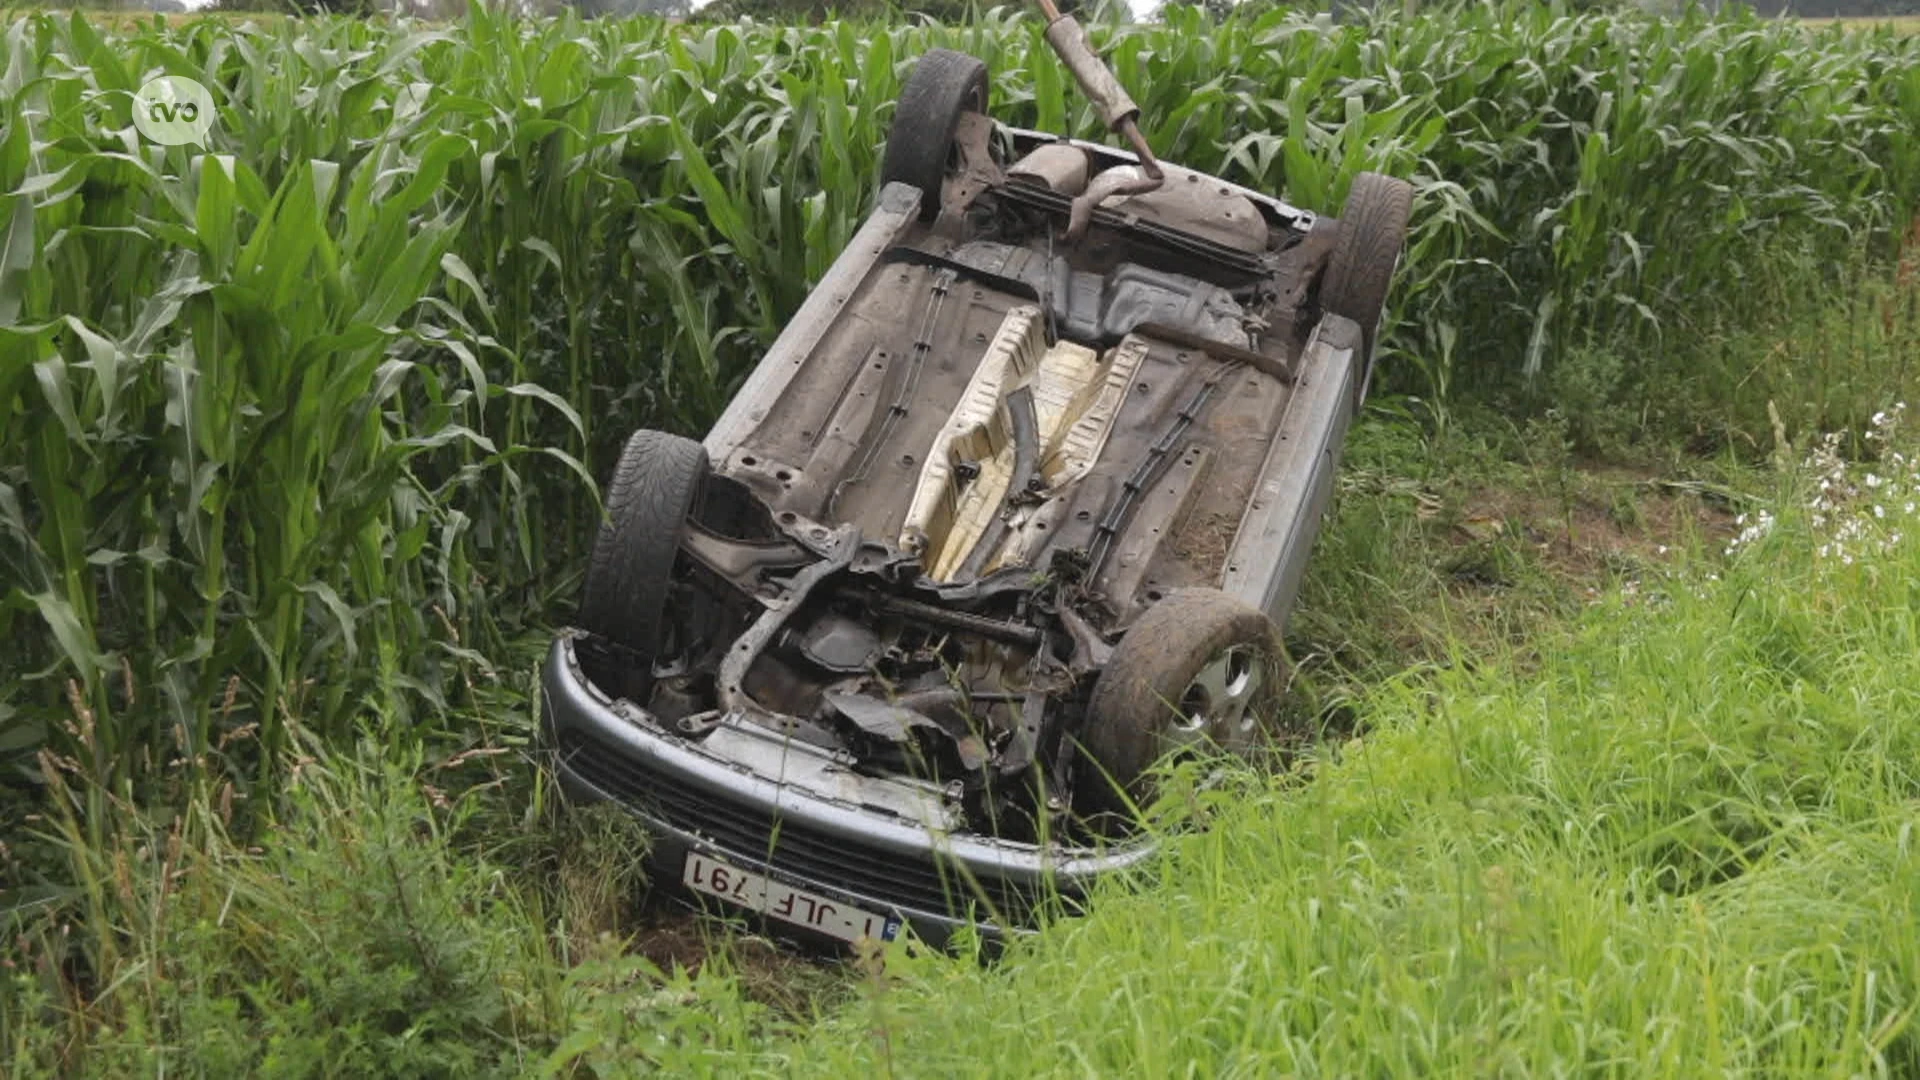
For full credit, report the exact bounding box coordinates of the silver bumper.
[540,634,1156,945]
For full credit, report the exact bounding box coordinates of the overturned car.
[542,24,1411,948]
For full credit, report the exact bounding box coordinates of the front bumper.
[539,634,1155,949]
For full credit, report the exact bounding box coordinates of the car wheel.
[1320,171,1414,363]
[1075,588,1284,814]
[881,48,989,221]
[578,429,709,670]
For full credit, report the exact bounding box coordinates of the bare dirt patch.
[1443,466,1743,589]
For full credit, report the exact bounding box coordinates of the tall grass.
[9,742,574,1076]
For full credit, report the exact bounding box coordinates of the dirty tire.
[577,429,708,664]
[881,49,989,221]
[1321,172,1414,361]
[1076,588,1283,814]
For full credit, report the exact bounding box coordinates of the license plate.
[682,852,902,945]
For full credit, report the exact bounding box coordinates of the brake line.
[827,266,958,519]
[1083,360,1244,586]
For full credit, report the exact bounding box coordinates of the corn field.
[1,3,1917,805]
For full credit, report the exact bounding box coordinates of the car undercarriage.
[543,30,1411,946]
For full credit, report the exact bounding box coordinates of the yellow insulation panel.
[898,306,1046,563]
[1040,335,1150,491]
[902,316,1156,582]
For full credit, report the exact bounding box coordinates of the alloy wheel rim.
[1168,644,1264,751]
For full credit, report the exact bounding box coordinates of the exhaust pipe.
[1031,0,1166,242]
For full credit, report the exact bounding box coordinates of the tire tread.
[881,48,989,221]
[1078,588,1281,812]
[1322,172,1414,359]
[577,430,708,662]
